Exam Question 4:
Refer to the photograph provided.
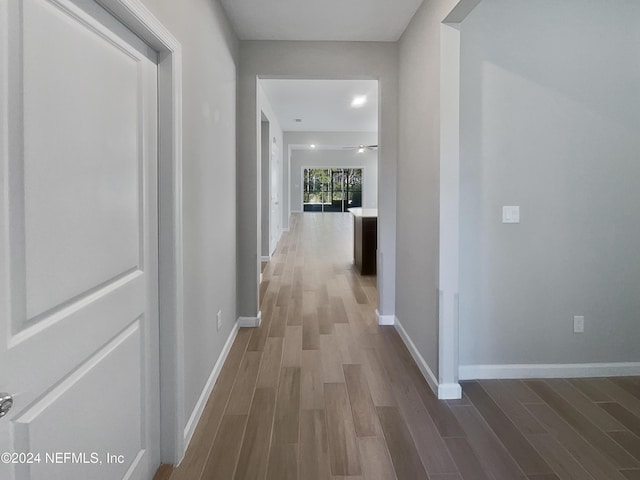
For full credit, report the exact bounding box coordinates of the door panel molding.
[0,0,186,471]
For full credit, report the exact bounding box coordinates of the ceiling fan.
[343,144,378,152]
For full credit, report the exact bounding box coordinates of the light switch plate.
[502,206,520,224]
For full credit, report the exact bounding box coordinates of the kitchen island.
[348,208,377,275]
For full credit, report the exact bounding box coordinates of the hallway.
[163,213,640,480]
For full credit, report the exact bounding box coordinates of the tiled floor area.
[159,213,640,480]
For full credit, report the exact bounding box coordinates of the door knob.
[0,393,13,418]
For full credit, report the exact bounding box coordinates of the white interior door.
[0,0,160,479]
[270,144,280,253]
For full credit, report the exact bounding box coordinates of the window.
[303,168,363,212]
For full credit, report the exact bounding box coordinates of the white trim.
[238,311,262,328]
[394,318,441,396]
[183,321,239,449]
[459,363,640,381]
[437,0,481,404]
[261,255,271,262]
[282,227,290,232]
[375,309,395,326]
[95,0,184,465]
[438,383,463,400]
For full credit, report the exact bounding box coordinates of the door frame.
[93,0,185,464]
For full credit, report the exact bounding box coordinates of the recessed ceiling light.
[310,144,316,149]
[351,95,367,108]
[358,147,365,153]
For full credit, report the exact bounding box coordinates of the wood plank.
[381,337,458,475]
[343,364,380,437]
[609,432,640,462]
[301,350,325,410]
[302,312,320,350]
[200,415,247,479]
[525,380,638,469]
[621,470,640,480]
[282,325,303,367]
[526,434,596,480]
[527,475,561,480]
[170,328,252,480]
[444,436,491,480]
[256,337,284,389]
[600,402,640,436]
[569,379,614,403]
[361,347,396,406]
[287,299,303,326]
[357,437,397,480]
[480,380,547,435]
[612,378,640,402]
[268,305,289,338]
[593,379,640,418]
[266,444,298,480]
[463,381,552,475]
[277,284,292,306]
[153,465,173,480]
[299,409,332,480]
[334,323,364,364]
[331,297,349,323]
[376,406,429,480]
[321,334,345,383]
[414,379,464,438]
[548,380,626,432]
[325,383,362,476]
[507,380,545,404]
[450,405,528,480]
[525,402,628,480]
[317,304,334,335]
[272,367,301,444]
[226,351,262,415]
[234,388,277,480]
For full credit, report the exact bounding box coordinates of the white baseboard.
[394,317,444,398]
[375,309,396,326]
[438,383,463,400]
[282,227,290,232]
[459,362,640,380]
[238,311,262,328]
[183,320,240,449]
[261,256,271,262]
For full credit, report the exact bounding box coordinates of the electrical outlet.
[573,315,584,333]
[217,310,222,331]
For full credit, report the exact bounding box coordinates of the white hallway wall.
[458,0,640,375]
[290,149,378,212]
[140,0,239,447]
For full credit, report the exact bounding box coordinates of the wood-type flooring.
[160,212,640,480]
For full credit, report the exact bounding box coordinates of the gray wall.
[238,42,398,319]
[397,0,458,380]
[291,149,378,212]
[459,0,640,367]
[140,0,239,433]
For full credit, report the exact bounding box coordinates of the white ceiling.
[260,79,378,133]
[219,0,424,42]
